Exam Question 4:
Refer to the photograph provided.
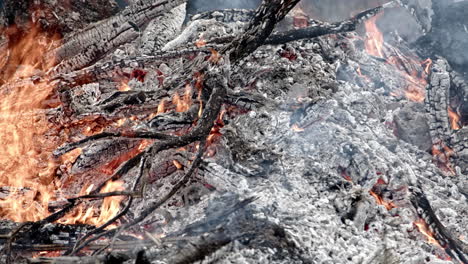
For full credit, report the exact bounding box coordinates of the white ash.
[144,36,466,263]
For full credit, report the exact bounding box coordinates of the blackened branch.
[410,188,468,263]
[222,0,301,63]
[265,2,394,45]
[67,157,148,256]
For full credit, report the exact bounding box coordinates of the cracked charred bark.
[48,0,187,75]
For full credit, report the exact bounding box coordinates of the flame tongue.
[363,12,428,103]
[0,23,61,222]
[413,218,441,247]
[364,13,384,58]
[0,22,125,225]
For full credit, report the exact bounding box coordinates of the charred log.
[48,0,187,75]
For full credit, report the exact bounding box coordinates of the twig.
[53,131,174,157]
[77,137,208,256]
[67,191,137,201]
[4,222,30,264]
[67,157,148,255]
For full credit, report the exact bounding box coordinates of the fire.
[0,21,127,226]
[195,36,206,48]
[58,180,125,226]
[431,141,455,174]
[364,13,384,58]
[157,99,166,115]
[173,160,183,170]
[369,190,396,211]
[448,107,461,130]
[0,23,62,222]
[422,58,433,74]
[173,85,192,112]
[404,75,427,103]
[413,218,441,247]
[363,13,429,103]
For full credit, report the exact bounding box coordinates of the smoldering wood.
[409,188,468,263]
[424,58,468,175]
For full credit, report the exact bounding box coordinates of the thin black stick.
[67,157,147,255]
[73,138,208,255]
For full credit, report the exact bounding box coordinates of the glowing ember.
[173,160,183,170]
[208,49,221,64]
[118,81,131,92]
[364,13,384,58]
[369,190,396,211]
[431,142,455,174]
[448,107,461,130]
[195,36,206,48]
[413,218,441,247]
[291,124,304,132]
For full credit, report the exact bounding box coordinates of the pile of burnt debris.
[0,0,466,263]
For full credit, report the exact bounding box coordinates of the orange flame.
[157,99,166,115]
[431,142,455,174]
[0,22,127,226]
[364,13,384,58]
[448,107,461,130]
[118,81,131,92]
[173,160,183,170]
[58,180,125,226]
[173,85,193,112]
[0,23,62,222]
[369,190,396,211]
[413,218,441,247]
[195,36,206,48]
[422,58,433,74]
[363,13,428,102]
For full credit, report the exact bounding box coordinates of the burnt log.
[48,0,187,75]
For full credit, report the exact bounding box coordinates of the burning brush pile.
[0,0,467,263]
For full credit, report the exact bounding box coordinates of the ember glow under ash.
[369,190,395,211]
[413,218,441,247]
[0,23,125,225]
